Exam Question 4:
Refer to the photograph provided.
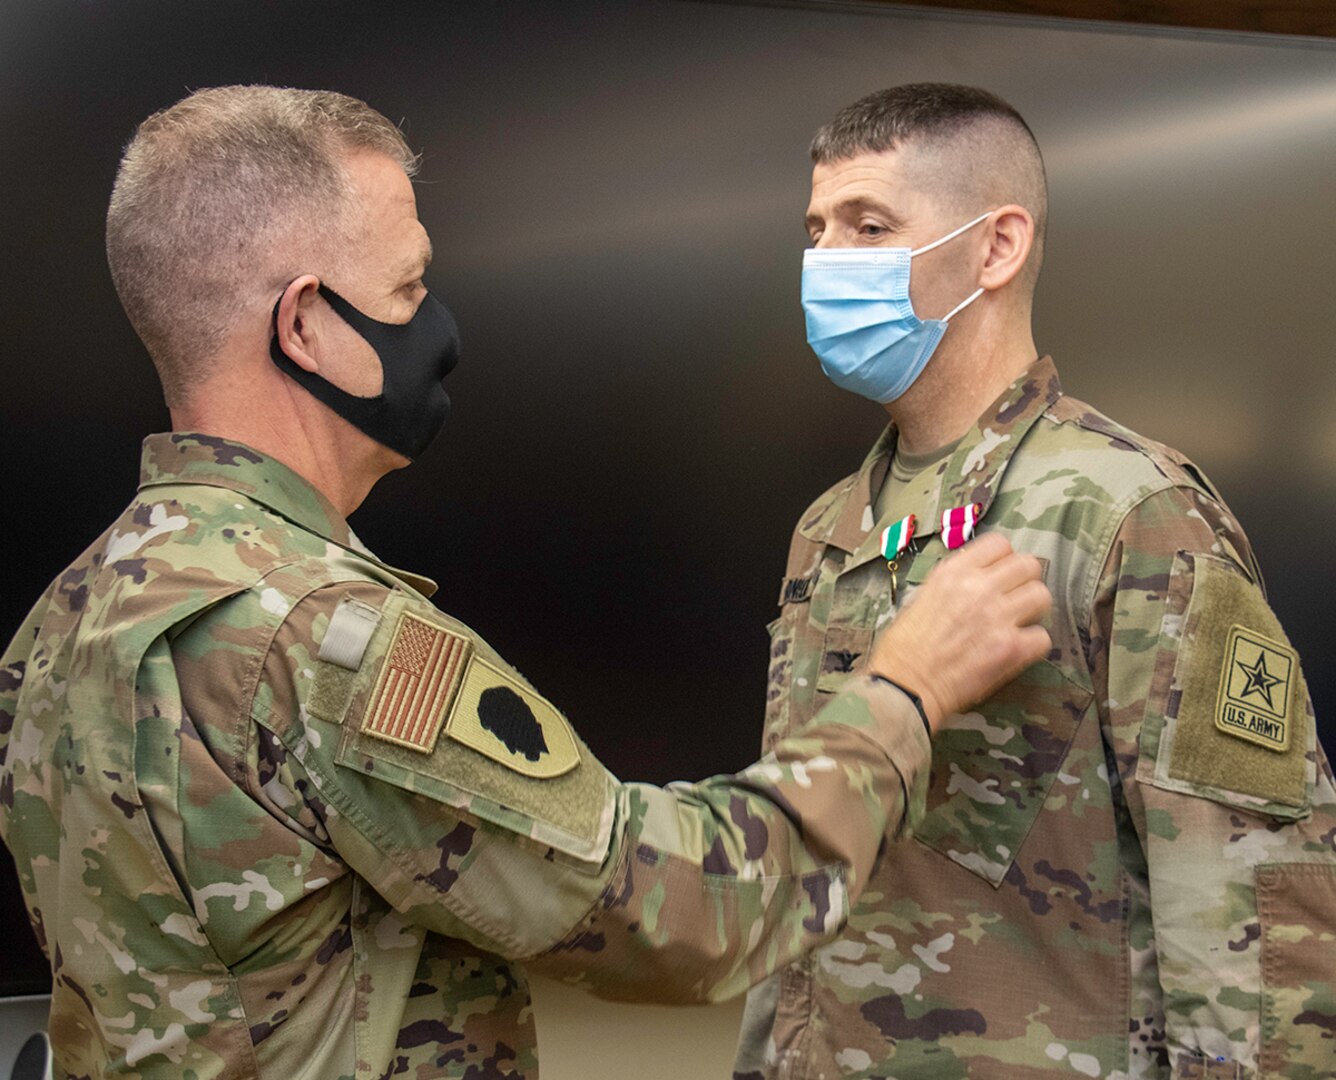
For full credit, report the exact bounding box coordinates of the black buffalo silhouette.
[477,686,549,762]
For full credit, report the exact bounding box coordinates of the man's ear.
[978,205,1034,292]
[274,275,324,373]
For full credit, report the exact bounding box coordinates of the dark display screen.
[3,0,1333,999]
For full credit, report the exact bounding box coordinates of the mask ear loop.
[909,210,993,323]
[942,287,985,322]
[909,210,994,257]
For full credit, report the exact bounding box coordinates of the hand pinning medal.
[880,504,984,604]
[881,514,917,604]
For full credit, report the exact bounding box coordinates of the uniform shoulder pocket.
[1137,551,1312,821]
[331,594,615,867]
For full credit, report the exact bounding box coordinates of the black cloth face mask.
[270,282,461,460]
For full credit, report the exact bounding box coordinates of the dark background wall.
[2,0,1334,999]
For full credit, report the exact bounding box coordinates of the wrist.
[868,671,938,738]
[868,654,948,732]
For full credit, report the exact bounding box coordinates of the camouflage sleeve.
[1093,485,1336,1078]
[0,584,52,868]
[254,581,931,1005]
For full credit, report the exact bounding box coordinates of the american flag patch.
[362,613,472,753]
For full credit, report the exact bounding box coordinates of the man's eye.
[859,223,886,237]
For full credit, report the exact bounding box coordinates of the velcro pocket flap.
[334,593,615,867]
[1140,552,1311,820]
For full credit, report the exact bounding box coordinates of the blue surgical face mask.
[801,210,992,403]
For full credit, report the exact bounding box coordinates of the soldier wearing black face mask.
[0,84,1051,1079]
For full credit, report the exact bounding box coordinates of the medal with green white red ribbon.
[880,514,917,604]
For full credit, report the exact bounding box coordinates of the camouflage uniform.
[736,357,1336,1079]
[0,432,934,1080]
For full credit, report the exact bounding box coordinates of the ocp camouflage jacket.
[736,357,1336,1080]
[0,432,932,1079]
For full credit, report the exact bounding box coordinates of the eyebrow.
[805,196,906,233]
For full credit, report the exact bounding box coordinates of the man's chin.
[380,444,414,472]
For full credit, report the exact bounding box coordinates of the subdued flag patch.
[446,656,580,778]
[1215,624,1294,752]
[362,613,472,753]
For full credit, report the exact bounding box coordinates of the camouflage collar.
[138,433,439,597]
[799,356,1064,555]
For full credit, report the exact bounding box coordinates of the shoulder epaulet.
[1049,395,1220,500]
[1048,395,1261,587]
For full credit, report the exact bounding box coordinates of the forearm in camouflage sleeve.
[528,675,930,1003]
[257,584,931,1004]
[1094,485,1336,1078]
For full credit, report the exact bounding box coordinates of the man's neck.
[170,389,399,519]
[886,321,1039,455]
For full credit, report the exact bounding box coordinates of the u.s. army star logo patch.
[445,656,580,778]
[1215,624,1294,752]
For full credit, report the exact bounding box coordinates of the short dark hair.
[812,83,1047,291]
[810,83,1037,164]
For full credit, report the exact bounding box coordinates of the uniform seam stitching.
[1080,481,1178,650]
[320,756,532,955]
[239,570,358,804]
[243,575,394,730]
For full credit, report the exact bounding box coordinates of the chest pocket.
[812,622,876,695]
[900,534,1087,883]
[913,657,1092,885]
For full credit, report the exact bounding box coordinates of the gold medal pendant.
[886,558,901,605]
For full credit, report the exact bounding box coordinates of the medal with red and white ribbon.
[941,502,983,550]
[880,514,916,604]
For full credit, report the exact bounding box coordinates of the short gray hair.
[106,85,419,405]
[812,84,1047,289]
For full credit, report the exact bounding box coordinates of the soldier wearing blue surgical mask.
[802,209,990,402]
[736,83,1336,1080]
[800,97,1045,439]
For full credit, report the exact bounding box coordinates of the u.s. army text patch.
[362,612,472,752]
[1215,624,1294,752]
